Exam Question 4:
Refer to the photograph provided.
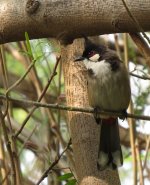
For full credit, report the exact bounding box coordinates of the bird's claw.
[119,110,127,121]
[94,107,101,124]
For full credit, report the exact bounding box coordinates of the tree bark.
[0,0,150,44]
[62,38,120,185]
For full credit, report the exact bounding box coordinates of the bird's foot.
[94,107,101,124]
[119,109,127,121]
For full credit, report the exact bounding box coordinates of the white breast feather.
[83,59,130,112]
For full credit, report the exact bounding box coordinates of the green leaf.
[25,32,33,58]
[58,173,74,181]
[65,179,77,185]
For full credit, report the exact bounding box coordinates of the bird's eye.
[88,50,96,57]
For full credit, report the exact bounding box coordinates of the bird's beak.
[74,56,85,62]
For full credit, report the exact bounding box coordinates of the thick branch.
[0,0,150,44]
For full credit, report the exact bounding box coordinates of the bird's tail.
[97,118,123,171]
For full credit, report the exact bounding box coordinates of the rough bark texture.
[0,0,150,44]
[62,39,120,185]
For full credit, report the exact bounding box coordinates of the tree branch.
[121,0,150,44]
[14,56,61,138]
[0,0,150,44]
[36,139,71,185]
[0,95,150,121]
[130,72,150,80]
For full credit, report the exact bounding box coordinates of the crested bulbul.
[75,37,131,170]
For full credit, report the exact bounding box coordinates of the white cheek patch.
[89,54,100,62]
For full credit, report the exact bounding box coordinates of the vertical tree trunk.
[62,39,121,185]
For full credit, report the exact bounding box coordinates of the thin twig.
[129,33,150,69]
[135,139,144,185]
[0,45,9,125]
[124,33,137,185]
[121,0,150,44]
[143,135,150,169]
[0,138,9,185]
[129,33,150,59]
[114,34,122,60]
[1,171,10,185]
[69,167,78,184]
[128,104,137,185]
[52,127,75,170]
[3,59,37,118]
[0,95,150,121]
[14,56,61,138]
[0,45,10,185]
[1,44,22,185]
[36,139,71,185]
[130,72,150,80]
[0,110,16,185]
[5,60,36,94]
[18,125,38,156]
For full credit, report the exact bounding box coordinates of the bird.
[75,37,131,171]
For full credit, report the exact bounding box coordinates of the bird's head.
[75,37,107,62]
